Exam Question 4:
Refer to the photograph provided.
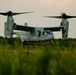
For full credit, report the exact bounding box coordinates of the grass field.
[0,37,76,75]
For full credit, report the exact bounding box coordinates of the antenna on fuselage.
[0,11,34,38]
[44,13,76,39]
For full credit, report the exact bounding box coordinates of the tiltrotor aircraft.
[0,11,76,42]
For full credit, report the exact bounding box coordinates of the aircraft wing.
[14,24,64,32]
[14,25,35,31]
[44,26,64,31]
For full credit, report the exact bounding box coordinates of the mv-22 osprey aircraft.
[0,11,76,42]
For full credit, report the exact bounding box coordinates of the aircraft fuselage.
[16,30,54,42]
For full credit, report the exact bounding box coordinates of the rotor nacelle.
[44,13,76,39]
[44,13,76,19]
[0,11,34,38]
[0,11,34,16]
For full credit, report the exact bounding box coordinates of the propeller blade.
[0,11,34,16]
[61,13,76,19]
[44,13,76,19]
[44,16,62,18]
[12,12,34,16]
[66,16,76,19]
[0,12,8,16]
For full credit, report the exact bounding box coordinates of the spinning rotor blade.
[44,13,76,19]
[44,16,62,18]
[66,16,76,18]
[12,12,34,16]
[0,11,34,16]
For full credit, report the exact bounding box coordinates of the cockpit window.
[46,30,53,34]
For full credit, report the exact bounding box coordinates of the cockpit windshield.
[46,30,53,34]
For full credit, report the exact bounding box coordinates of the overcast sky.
[0,0,76,38]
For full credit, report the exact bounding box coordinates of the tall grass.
[0,38,76,75]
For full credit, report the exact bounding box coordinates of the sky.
[0,0,76,38]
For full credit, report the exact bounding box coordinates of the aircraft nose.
[46,34,54,39]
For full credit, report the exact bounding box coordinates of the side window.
[38,31,41,37]
[42,31,46,35]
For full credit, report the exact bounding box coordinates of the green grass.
[0,37,76,75]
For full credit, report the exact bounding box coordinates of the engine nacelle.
[4,21,14,37]
[4,22,9,37]
[60,19,69,39]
